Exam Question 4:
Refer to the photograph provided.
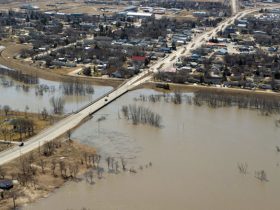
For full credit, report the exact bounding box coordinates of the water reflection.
[0,75,113,113]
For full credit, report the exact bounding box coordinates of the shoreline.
[139,82,280,98]
[1,41,280,98]
[0,138,97,210]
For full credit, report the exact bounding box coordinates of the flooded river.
[0,75,113,113]
[24,89,280,210]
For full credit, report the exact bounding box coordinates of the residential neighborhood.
[1,0,280,210]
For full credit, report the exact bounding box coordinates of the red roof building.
[131,56,146,62]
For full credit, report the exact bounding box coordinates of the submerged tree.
[255,170,268,182]
[50,97,65,114]
[237,162,248,175]
[121,105,162,128]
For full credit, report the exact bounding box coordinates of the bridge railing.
[73,69,152,114]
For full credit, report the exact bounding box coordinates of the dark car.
[0,179,13,190]
[19,142,24,147]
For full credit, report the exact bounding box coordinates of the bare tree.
[237,162,248,175]
[67,130,72,141]
[88,170,94,184]
[115,161,119,173]
[172,91,182,104]
[10,118,34,140]
[50,97,65,114]
[73,163,79,178]
[106,157,111,171]
[97,166,104,179]
[0,166,6,179]
[51,159,57,177]
[59,160,66,177]
[121,158,127,171]
[24,105,29,118]
[41,108,49,120]
[9,188,21,210]
[39,159,46,174]
[121,105,162,127]
[85,170,94,184]
[255,170,268,182]
[3,105,10,116]
[68,163,79,179]
[43,142,55,156]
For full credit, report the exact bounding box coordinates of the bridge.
[0,5,275,166]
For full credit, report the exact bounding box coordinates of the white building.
[126,12,154,19]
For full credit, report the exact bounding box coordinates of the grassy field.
[0,110,61,147]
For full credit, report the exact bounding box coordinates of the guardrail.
[73,69,151,115]
[73,74,132,114]
[73,87,116,114]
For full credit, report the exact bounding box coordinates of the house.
[204,71,223,84]
[193,11,209,17]
[268,47,278,52]
[20,4,39,10]
[237,23,247,28]
[190,62,198,67]
[191,54,201,60]
[258,84,272,90]
[111,71,122,78]
[206,42,227,48]
[126,12,154,19]
[122,6,138,12]
[131,55,146,62]
[216,48,228,55]
[153,8,166,14]
[159,47,172,53]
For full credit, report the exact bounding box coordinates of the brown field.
[0,0,126,15]
[163,9,197,21]
[0,110,61,147]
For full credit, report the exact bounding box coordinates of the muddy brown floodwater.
[0,74,113,113]
[24,89,280,210]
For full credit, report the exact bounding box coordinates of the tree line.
[121,104,162,128]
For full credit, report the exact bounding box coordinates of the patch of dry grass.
[0,138,96,210]
[0,110,61,144]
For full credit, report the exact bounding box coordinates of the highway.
[0,5,276,166]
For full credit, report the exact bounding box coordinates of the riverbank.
[140,81,280,98]
[0,137,96,210]
[1,40,280,99]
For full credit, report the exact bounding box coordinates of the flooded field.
[0,74,113,114]
[24,89,280,210]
